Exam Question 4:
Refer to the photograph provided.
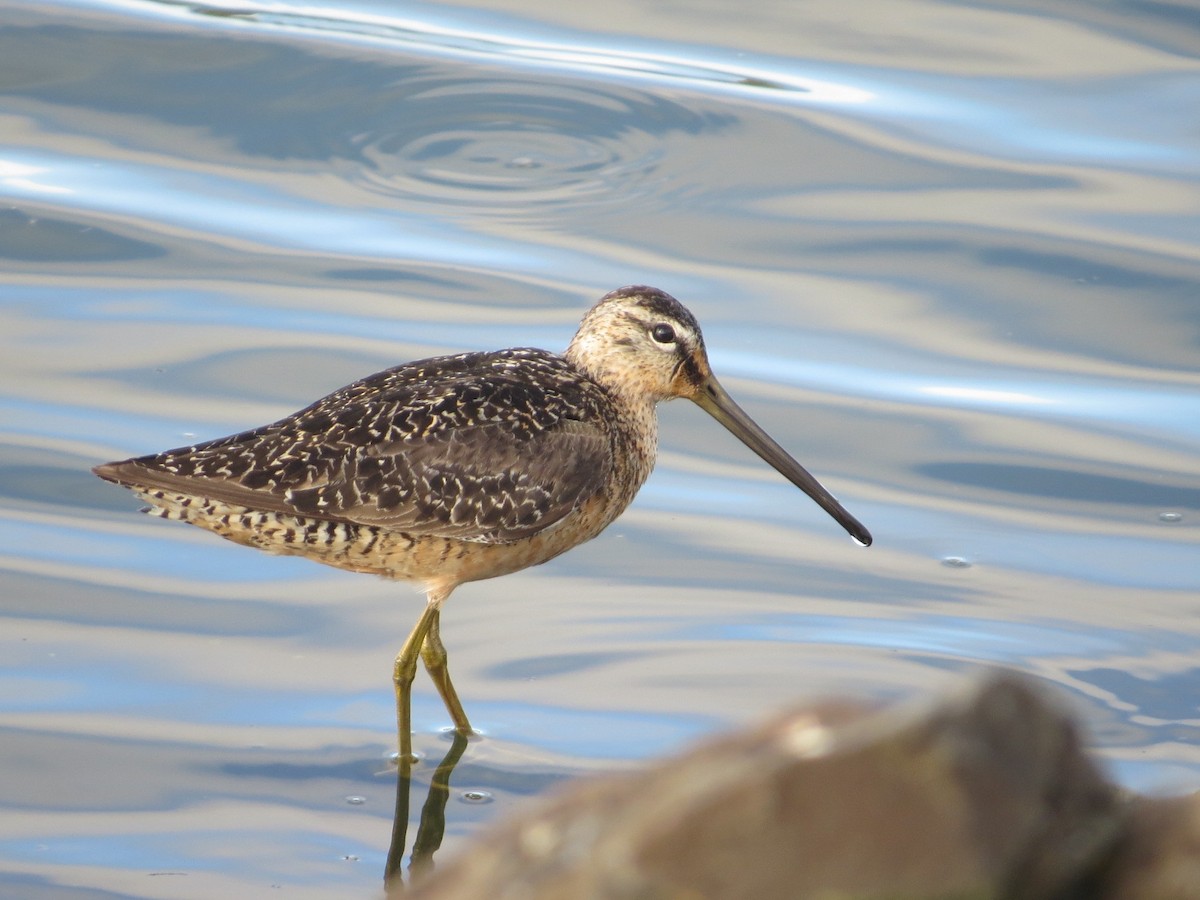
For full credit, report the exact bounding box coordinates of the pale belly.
[132,486,628,590]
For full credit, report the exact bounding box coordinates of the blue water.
[2,0,1199,895]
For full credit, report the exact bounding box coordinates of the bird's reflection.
[385,729,472,893]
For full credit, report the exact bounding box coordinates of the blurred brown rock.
[1096,793,1200,899]
[407,672,1135,899]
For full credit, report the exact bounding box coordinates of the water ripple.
[157,0,873,103]
[350,76,723,212]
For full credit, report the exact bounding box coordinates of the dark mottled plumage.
[93,285,870,757]
[110,349,613,544]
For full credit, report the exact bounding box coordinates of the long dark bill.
[693,376,873,547]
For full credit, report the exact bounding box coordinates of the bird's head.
[566,285,714,403]
[568,286,872,546]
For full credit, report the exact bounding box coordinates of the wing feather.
[96,349,615,543]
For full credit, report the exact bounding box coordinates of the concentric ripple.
[351,76,732,214]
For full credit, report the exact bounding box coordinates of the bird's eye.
[651,323,676,344]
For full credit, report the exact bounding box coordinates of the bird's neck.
[564,339,663,413]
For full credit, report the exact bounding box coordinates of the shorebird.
[94,286,871,758]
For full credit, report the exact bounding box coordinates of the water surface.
[2,0,1199,895]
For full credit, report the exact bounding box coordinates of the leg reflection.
[384,730,472,894]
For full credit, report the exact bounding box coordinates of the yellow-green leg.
[420,607,472,736]
[394,591,445,762]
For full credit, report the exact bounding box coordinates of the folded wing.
[94,349,613,544]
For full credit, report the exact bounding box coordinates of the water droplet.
[344,795,366,806]
[941,556,971,569]
[1159,512,1183,523]
[460,790,494,804]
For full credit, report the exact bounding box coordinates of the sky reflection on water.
[1,0,1199,895]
